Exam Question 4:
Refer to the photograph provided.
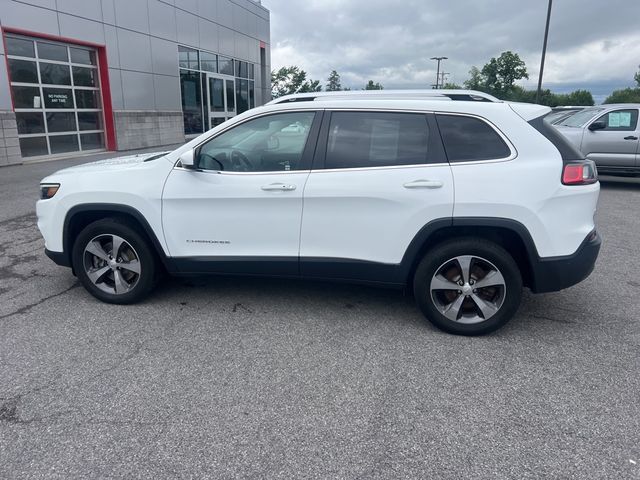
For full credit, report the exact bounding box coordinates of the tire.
[413,238,522,336]
[72,218,157,304]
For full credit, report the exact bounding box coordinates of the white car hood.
[50,151,171,176]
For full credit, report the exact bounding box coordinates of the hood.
[48,151,171,176]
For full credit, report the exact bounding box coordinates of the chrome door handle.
[261,183,296,191]
[403,179,444,189]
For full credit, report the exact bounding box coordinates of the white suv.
[37,92,601,335]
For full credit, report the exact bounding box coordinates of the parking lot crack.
[0,283,80,320]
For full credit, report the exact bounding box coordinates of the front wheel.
[413,238,523,335]
[72,218,157,304]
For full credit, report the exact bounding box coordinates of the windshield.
[558,108,604,127]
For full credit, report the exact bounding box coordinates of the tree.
[442,82,462,89]
[480,51,528,97]
[326,70,342,91]
[463,66,485,91]
[604,88,640,104]
[365,80,383,90]
[634,65,640,87]
[271,66,322,98]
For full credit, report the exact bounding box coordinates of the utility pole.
[431,56,448,89]
[536,0,553,104]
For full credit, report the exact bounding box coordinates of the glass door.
[207,74,235,129]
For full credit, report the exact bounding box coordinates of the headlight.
[40,183,60,199]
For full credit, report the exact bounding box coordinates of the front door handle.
[261,183,296,191]
[624,136,638,140]
[403,179,444,189]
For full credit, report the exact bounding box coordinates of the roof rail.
[266,89,500,105]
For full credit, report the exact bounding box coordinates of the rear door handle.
[261,183,296,191]
[624,136,638,140]
[403,179,444,189]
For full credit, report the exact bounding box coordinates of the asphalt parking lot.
[1,153,639,479]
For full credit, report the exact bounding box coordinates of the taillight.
[562,161,598,186]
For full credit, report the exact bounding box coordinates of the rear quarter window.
[436,114,511,162]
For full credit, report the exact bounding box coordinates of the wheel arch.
[63,204,174,273]
[400,217,540,289]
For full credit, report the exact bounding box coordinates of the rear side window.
[325,112,429,169]
[436,114,511,162]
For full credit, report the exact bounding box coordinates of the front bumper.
[530,231,601,294]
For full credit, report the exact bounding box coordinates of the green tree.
[463,66,485,91]
[480,51,528,97]
[634,65,640,87]
[326,70,342,91]
[365,80,384,90]
[442,82,462,89]
[604,87,640,104]
[271,66,322,98]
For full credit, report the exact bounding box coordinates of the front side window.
[594,109,638,131]
[325,112,429,169]
[436,114,511,162]
[197,112,316,172]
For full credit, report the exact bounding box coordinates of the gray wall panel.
[175,9,199,47]
[19,0,56,8]
[117,28,153,73]
[108,68,124,109]
[216,0,233,26]
[218,25,234,57]
[153,74,180,110]
[1,0,60,36]
[0,55,11,110]
[114,0,150,34]
[149,0,177,41]
[104,25,120,68]
[175,0,197,15]
[197,0,216,22]
[121,70,155,109]
[57,0,102,22]
[198,18,219,53]
[101,0,117,25]
[58,14,105,45]
[151,37,179,76]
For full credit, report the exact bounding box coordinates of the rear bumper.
[530,231,601,293]
[45,248,71,268]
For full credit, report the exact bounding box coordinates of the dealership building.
[0,0,271,165]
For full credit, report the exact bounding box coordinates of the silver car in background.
[554,104,640,176]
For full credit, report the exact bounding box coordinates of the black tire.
[72,218,157,304]
[413,238,522,336]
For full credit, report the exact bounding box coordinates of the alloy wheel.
[429,255,506,324]
[83,234,142,295]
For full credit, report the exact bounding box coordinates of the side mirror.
[588,121,606,132]
[179,149,196,169]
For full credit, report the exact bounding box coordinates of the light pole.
[431,56,448,89]
[536,0,553,104]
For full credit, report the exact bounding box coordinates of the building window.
[5,33,104,158]
[180,69,203,135]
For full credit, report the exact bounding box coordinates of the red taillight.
[562,161,598,185]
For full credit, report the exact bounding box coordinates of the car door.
[162,110,322,275]
[299,110,454,283]
[582,108,639,168]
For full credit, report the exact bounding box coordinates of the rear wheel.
[72,218,157,304]
[413,238,522,335]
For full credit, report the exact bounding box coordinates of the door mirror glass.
[588,121,606,131]
[179,149,195,168]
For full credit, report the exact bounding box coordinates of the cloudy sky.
[263,0,640,103]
